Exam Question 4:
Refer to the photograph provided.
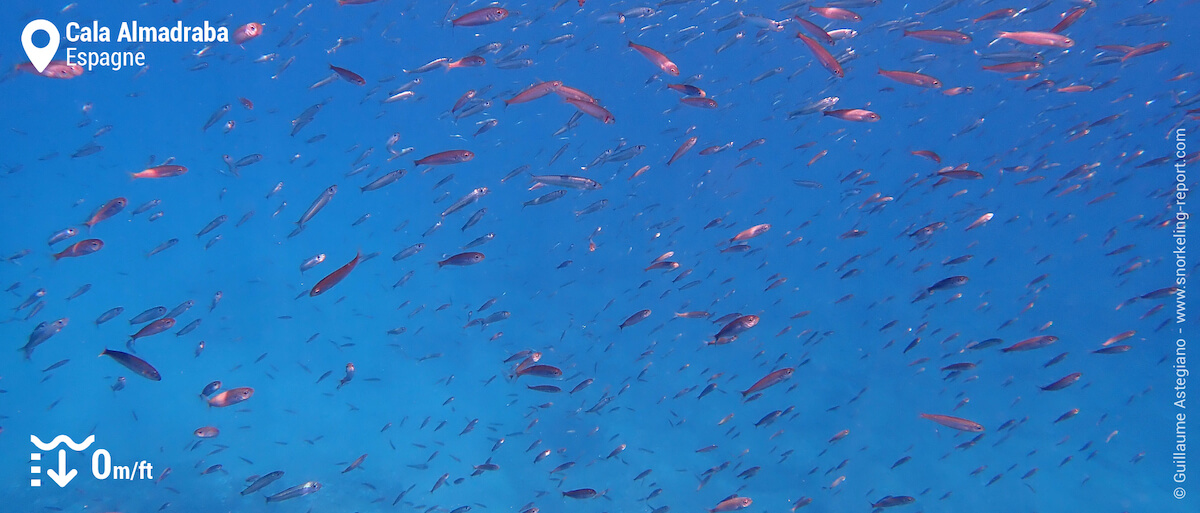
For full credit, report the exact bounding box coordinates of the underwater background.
[0,0,1196,512]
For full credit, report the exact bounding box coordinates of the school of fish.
[0,0,1190,511]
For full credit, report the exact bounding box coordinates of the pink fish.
[232,22,263,45]
[415,150,475,166]
[628,41,679,76]
[919,413,985,432]
[452,7,509,27]
[740,367,793,397]
[997,31,1074,48]
[565,99,615,123]
[53,239,104,260]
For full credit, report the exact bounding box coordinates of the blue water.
[1,0,1195,511]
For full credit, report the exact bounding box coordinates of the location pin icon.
[22,20,60,74]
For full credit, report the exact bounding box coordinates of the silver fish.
[297,185,337,228]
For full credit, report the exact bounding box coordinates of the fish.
[132,165,188,179]
[232,22,263,44]
[530,175,602,190]
[870,496,916,508]
[997,31,1075,48]
[713,315,760,343]
[129,317,176,347]
[195,215,227,238]
[919,413,985,432]
[1001,336,1059,352]
[523,190,567,207]
[20,318,68,359]
[207,387,254,407]
[415,150,475,166]
[505,81,562,105]
[442,187,490,217]
[564,99,615,123]
[451,7,509,27]
[619,309,651,329]
[1041,372,1082,391]
[241,471,284,495]
[709,496,752,512]
[202,104,231,131]
[438,252,485,267]
[100,349,161,381]
[83,198,127,230]
[265,481,321,502]
[795,32,843,78]
[330,64,366,85]
[95,307,124,326]
[297,185,337,228]
[667,136,698,166]
[130,306,167,324]
[53,239,103,260]
[878,69,942,88]
[903,29,972,44]
[740,368,793,397]
[310,252,361,296]
[393,243,426,261]
[628,41,679,75]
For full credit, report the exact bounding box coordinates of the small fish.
[311,252,362,296]
[1040,372,1082,391]
[301,253,326,272]
[95,307,124,326]
[361,169,406,192]
[83,197,127,231]
[619,309,651,330]
[200,380,222,397]
[415,150,475,167]
[196,215,227,238]
[919,413,984,432]
[438,252,485,268]
[100,349,161,381]
[131,165,188,179]
[628,41,679,75]
[54,239,103,260]
[451,7,509,27]
[20,318,68,359]
[146,238,179,258]
[202,104,231,131]
[297,185,338,228]
[241,471,284,496]
[265,481,321,502]
[523,190,567,207]
[740,368,793,397]
[330,64,366,85]
[47,227,79,246]
[207,387,254,407]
